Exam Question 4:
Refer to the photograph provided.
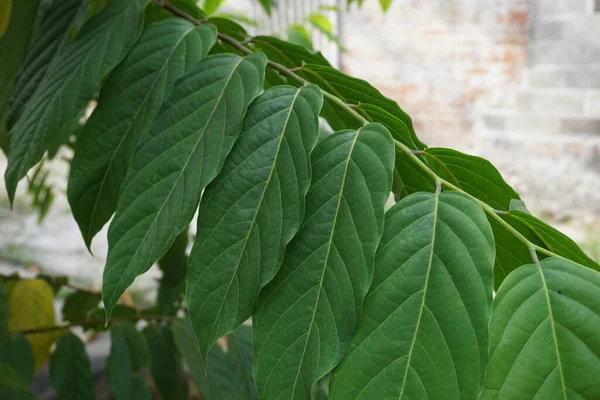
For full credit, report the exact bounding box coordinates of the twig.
[13,314,179,335]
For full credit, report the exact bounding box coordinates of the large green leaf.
[483,257,600,399]
[68,20,217,249]
[330,191,495,399]
[49,333,94,400]
[253,123,395,399]
[143,324,188,400]
[172,319,258,400]
[107,322,150,400]
[0,362,36,400]
[0,333,34,385]
[423,148,520,211]
[0,281,7,332]
[300,64,415,136]
[157,229,189,315]
[0,0,40,153]
[187,84,323,359]
[507,211,600,272]
[4,0,146,202]
[358,103,425,150]
[6,0,82,129]
[252,36,331,68]
[61,291,101,323]
[103,52,266,318]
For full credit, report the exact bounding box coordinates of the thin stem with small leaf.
[152,0,563,264]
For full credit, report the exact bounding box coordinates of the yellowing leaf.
[8,279,57,371]
[0,0,11,37]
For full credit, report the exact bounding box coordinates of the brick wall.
[341,0,529,150]
[342,0,600,217]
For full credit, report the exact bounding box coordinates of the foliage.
[1,1,599,399]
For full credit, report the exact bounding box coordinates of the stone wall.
[342,0,600,217]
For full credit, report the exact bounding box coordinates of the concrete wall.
[342,0,600,217]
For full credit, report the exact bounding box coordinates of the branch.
[12,314,179,335]
[151,0,562,264]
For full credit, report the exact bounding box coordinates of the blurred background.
[1,0,600,322]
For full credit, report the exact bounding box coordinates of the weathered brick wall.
[341,0,528,150]
[342,0,600,217]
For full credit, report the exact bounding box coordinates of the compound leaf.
[49,333,94,400]
[253,123,394,399]
[5,0,146,202]
[102,53,266,318]
[483,258,600,399]
[330,191,495,399]
[68,19,217,248]
[187,84,322,360]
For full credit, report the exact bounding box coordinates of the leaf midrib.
[290,127,363,397]
[107,56,246,313]
[202,88,303,349]
[536,261,568,400]
[398,193,439,400]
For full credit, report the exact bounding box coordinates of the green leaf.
[423,148,520,211]
[107,322,150,400]
[253,123,395,399]
[172,319,258,400]
[227,325,258,399]
[145,0,206,25]
[300,64,414,133]
[252,36,331,68]
[207,16,248,41]
[0,281,7,332]
[50,333,94,400]
[8,279,57,371]
[507,211,600,272]
[204,0,224,15]
[62,291,101,323]
[483,257,600,399]
[7,0,82,128]
[307,13,345,50]
[0,333,35,385]
[4,0,146,203]
[103,52,266,318]
[187,84,323,360]
[286,25,313,50]
[0,0,40,154]
[158,229,189,315]
[357,103,424,150]
[143,324,188,400]
[258,0,273,15]
[330,191,495,399]
[0,0,11,37]
[68,20,217,249]
[380,0,392,11]
[0,362,36,400]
